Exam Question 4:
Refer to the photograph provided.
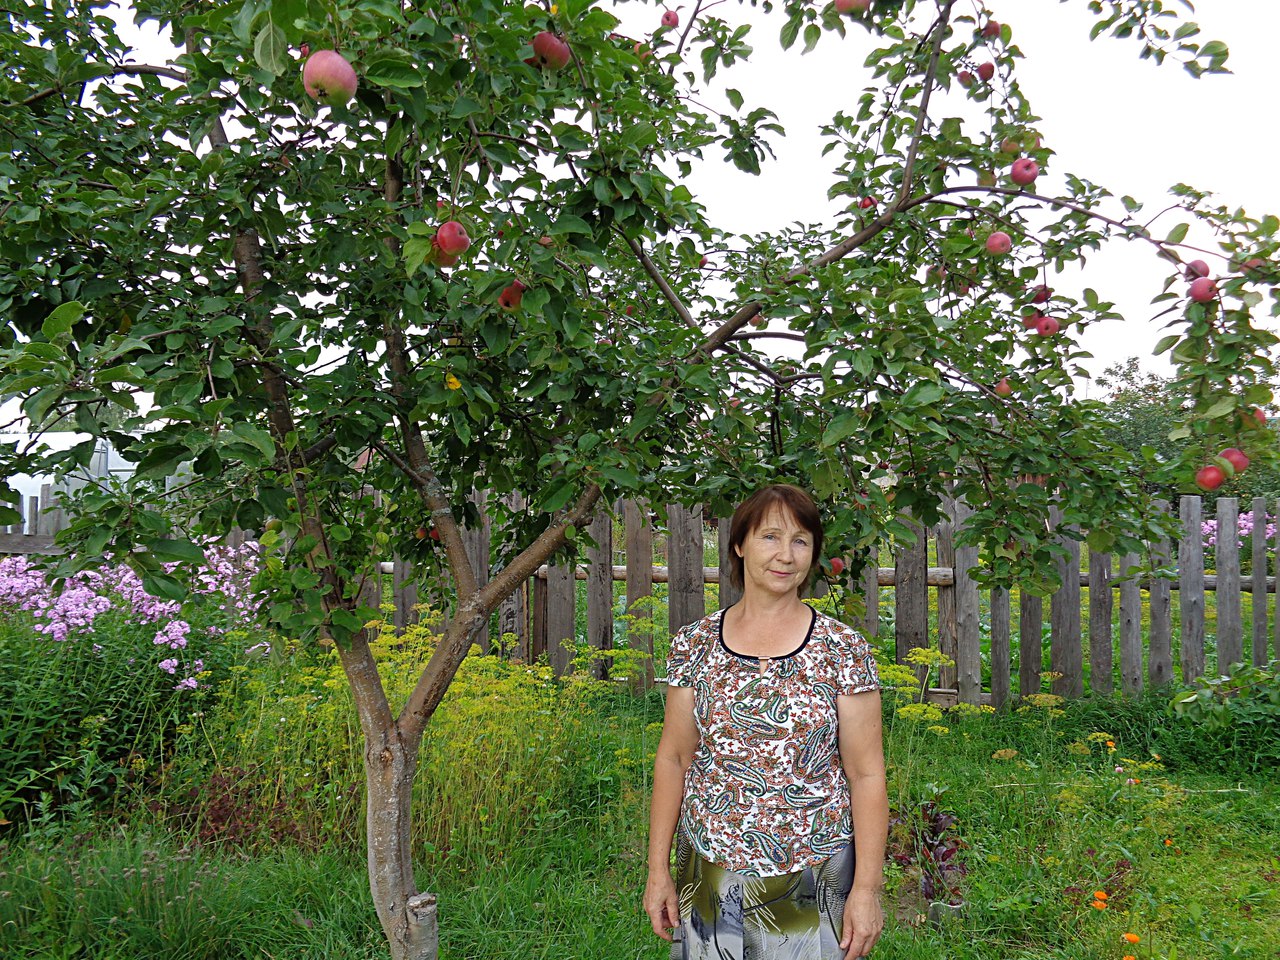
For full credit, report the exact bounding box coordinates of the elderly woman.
[644,484,887,960]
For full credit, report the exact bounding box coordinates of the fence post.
[1018,591,1043,698]
[718,516,742,610]
[585,506,613,679]
[1118,552,1143,696]
[667,504,705,634]
[624,499,655,689]
[1179,495,1206,682]
[934,507,957,690]
[1216,497,1242,669]
[893,513,928,666]
[858,546,880,641]
[393,556,419,631]
[1251,496,1270,667]
[1274,498,1280,665]
[546,556,576,676]
[497,492,528,657]
[952,498,982,704]
[990,586,1010,709]
[1088,548,1113,696]
[1148,501,1173,687]
[1050,509,1083,698]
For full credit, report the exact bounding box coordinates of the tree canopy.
[3,1,1278,956]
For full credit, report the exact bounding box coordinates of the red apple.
[1000,138,1021,154]
[435,221,470,256]
[298,43,310,59]
[1030,284,1052,303]
[1195,465,1225,491]
[303,50,358,104]
[860,196,877,209]
[1035,316,1059,336]
[985,231,1012,255]
[537,235,554,247]
[498,280,526,311]
[624,305,635,316]
[1022,310,1044,330]
[531,31,571,70]
[958,70,975,88]
[981,20,1001,38]
[829,556,846,576]
[1241,257,1270,279]
[1188,277,1217,303]
[835,0,871,12]
[1185,259,1210,279]
[1250,407,1267,427]
[699,255,709,268]
[414,526,428,540]
[1220,448,1250,474]
[728,397,741,408]
[430,527,440,541]
[994,377,1012,398]
[661,9,679,27]
[977,61,995,82]
[1010,158,1039,186]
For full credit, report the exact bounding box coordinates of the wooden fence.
[4,490,1278,704]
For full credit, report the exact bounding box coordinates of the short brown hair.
[727,484,824,596]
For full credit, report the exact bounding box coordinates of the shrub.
[156,614,626,863]
[0,547,264,825]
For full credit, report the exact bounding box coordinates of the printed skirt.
[670,825,855,960]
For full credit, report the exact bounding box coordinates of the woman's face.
[734,508,815,600]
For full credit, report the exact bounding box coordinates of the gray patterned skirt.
[671,824,855,960]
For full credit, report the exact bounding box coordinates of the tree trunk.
[364,724,439,960]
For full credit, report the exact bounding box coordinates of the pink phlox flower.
[153,619,191,649]
[158,658,179,674]
[174,676,198,691]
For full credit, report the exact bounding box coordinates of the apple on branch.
[994,377,1013,398]
[1185,259,1210,279]
[977,61,996,82]
[835,0,872,13]
[985,231,1012,255]
[1195,464,1225,491]
[1010,158,1039,186]
[1188,276,1217,303]
[1220,448,1250,474]
[661,10,679,28]
[530,31,571,70]
[303,50,358,104]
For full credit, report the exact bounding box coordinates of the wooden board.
[1179,495,1206,682]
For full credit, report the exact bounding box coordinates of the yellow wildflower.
[445,373,461,390]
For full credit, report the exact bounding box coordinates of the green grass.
[2,682,1276,960]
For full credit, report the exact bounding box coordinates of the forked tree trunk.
[364,724,438,960]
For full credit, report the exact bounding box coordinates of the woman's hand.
[643,870,681,941]
[838,887,883,959]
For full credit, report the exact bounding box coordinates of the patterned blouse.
[666,606,880,878]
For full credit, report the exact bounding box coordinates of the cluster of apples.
[1195,446,1251,491]
[957,18,1002,88]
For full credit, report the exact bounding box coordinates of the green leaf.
[42,301,85,341]
[1153,334,1180,355]
[802,23,821,54]
[1164,223,1189,244]
[364,54,425,89]
[230,422,278,460]
[149,538,207,564]
[822,412,862,447]
[449,96,483,118]
[780,16,800,51]
[253,18,289,75]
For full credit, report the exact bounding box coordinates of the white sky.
[90,1,1280,395]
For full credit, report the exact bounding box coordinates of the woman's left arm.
[837,691,888,958]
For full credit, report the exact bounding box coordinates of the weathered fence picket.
[5,491,1278,703]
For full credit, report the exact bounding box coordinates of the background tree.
[2,1,1277,957]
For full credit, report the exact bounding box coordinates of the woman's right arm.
[644,684,699,941]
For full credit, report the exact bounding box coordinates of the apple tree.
[2,1,1277,957]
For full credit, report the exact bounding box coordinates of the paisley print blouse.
[666,606,880,878]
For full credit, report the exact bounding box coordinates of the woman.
[644,484,887,960]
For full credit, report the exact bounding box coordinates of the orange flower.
[1093,890,1109,900]
[1090,899,1107,910]
[1164,838,1173,846]
[1122,932,1140,944]
[1123,955,1136,960]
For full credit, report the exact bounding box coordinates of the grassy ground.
[2,685,1276,960]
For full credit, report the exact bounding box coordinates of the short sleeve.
[665,624,695,687]
[838,625,880,695]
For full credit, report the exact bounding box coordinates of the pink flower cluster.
[1201,511,1277,549]
[0,543,263,692]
